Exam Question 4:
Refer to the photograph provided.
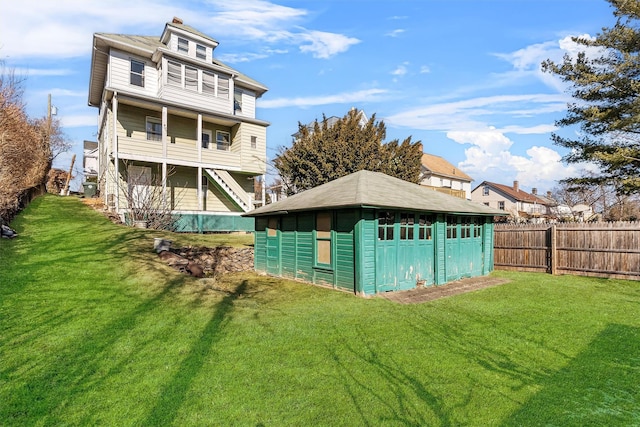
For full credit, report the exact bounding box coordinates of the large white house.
[88,17,269,232]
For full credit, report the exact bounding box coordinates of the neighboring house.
[88,17,269,232]
[419,153,473,199]
[245,170,504,296]
[83,140,98,180]
[571,204,596,221]
[472,180,551,221]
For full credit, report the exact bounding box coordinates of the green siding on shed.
[251,207,497,296]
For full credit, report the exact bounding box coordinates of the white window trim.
[146,116,162,141]
[216,130,230,151]
[177,37,189,54]
[130,59,145,87]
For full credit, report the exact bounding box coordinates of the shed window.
[267,217,278,237]
[316,212,332,266]
[130,59,145,87]
[378,211,394,240]
[418,214,433,240]
[400,212,414,240]
[446,216,457,239]
[474,217,483,238]
[461,216,472,239]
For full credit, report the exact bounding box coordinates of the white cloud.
[260,88,388,108]
[298,30,360,59]
[0,0,358,61]
[419,65,430,74]
[5,67,74,77]
[386,29,405,37]
[391,62,409,76]
[60,114,98,128]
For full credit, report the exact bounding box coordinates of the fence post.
[549,225,557,275]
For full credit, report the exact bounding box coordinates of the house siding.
[109,50,158,98]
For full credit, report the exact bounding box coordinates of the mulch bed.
[380,276,511,304]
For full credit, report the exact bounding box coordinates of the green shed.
[244,170,505,296]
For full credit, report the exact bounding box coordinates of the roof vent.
[172,17,183,24]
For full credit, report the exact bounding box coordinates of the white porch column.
[197,113,202,162]
[198,167,203,211]
[162,162,167,208]
[112,93,119,213]
[162,106,168,158]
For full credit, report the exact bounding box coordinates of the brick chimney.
[172,17,183,24]
[513,180,519,192]
[531,188,537,195]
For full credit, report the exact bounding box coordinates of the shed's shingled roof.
[245,170,505,217]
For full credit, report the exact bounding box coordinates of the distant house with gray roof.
[419,153,473,200]
[245,170,504,296]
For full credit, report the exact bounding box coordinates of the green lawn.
[1,195,639,426]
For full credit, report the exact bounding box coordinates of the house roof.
[421,153,472,182]
[475,181,548,204]
[244,170,505,217]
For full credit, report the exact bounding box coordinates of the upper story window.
[483,186,490,196]
[178,37,189,54]
[196,44,206,60]
[498,201,505,210]
[130,59,145,87]
[167,60,181,86]
[216,131,230,151]
[202,71,215,95]
[146,117,162,141]
[185,66,198,91]
[218,75,229,99]
[234,90,242,112]
[251,136,257,149]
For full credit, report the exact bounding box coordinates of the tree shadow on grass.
[142,280,248,425]
[502,323,640,426]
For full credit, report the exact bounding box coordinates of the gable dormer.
[160,17,219,63]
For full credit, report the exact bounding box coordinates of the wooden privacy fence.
[494,222,640,281]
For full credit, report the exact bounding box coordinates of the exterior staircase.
[204,168,251,212]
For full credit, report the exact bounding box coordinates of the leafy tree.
[541,0,640,195]
[274,109,422,194]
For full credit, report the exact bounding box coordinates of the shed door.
[266,217,280,275]
[415,214,435,286]
[446,216,484,281]
[376,211,397,292]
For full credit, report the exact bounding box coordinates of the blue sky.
[0,0,615,192]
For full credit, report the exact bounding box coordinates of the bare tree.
[114,161,183,230]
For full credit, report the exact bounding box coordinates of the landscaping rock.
[157,245,253,277]
[1,224,18,239]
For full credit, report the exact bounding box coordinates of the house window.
[418,214,432,240]
[196,44,206,59]
[483,186,490,196]
[378,211,394,240]
[167,60,181,86]
[218,75,229,99]
[234,90,242,112]
[251,136,257,149]
[178,37,189,53]
[146,117,162,141]
[498,201,505,210]
[202,130,212,149]
[130,60,145,87]
[216,131,230,151]
[202,71,215,95]
[484,202,489,206]
[316,212,332,266]
[185,66,198,91]
[400,212,414,240]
